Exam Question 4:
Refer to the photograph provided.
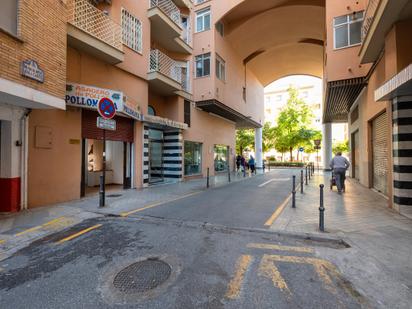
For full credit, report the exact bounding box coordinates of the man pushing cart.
[329,152,350,194]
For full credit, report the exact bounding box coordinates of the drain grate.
[113,259,172,294]
[107,194,122,198]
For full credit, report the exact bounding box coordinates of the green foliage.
[236,129,254,154]
[333,140,350,154]
[273,87,322,161]
[262,122,276,153]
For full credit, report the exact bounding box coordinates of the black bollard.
[228,167,231,183]
[308,165,311,180]
[292,175,296,208]
[99,175,105,208]
[300,170,304,194]
[319,184,325,232]
[305,166,308,185]
[207,167,210,188]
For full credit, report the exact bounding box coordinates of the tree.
[235,129,254,154]
[262,122,276,153]
[333,140,350,155]
[273,87,320,161]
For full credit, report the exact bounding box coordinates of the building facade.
[324,0,412,218]
[0,0,264,211]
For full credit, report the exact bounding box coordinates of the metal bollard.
[319,184,325,232]
[99,175,105,208]
[305,166,308,185]
[300,170,304,194]
[207,167,210,188]
[228,168,231,183]
[292,175,296,208]
[308,165,311,180]
[312,163,315,175]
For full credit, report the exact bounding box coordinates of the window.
[184,100,191,127]
[275,95,282,102]
[148,105,156,116]
[184,141,202,175]
[216,54,225,81]
[214,145,228,172]
[122,9,142,53]
[195,53,210,77]
[216,21,224,36]
[0,0,18,35]
[301,91,309,98]
[333,11,364,49]
[196,8,210,32]
[195,0,206,4]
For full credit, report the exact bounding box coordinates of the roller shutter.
[372,112,388,195]
[82,109,134,142]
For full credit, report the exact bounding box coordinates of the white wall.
[106,140,124,184]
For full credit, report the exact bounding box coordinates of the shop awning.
[323,77,367,123]
[195,99,261,129]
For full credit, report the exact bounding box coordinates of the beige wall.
[325,0,371,82]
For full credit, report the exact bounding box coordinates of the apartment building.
[0,0,67,211]
[0,0,265,210]
[324,0,412,218]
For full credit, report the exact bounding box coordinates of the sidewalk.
[0,169,263,261]
[270,171,412,308]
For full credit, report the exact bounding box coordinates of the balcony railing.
[361,0,380,41]
[150,49,182,84]
[182,26,192,46]
[150,0,182,28]
[67,0,123,50]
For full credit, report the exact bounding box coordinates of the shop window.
[121,8,142,53]
[184,100,191,127]
[184,141,202,175]
[195,53,210,77]
[216,54,226,81]
[196,7,210,32]
[148,105,156,116]
[0,0,18,35]
[333,11,364,49]
[214,144,228,172]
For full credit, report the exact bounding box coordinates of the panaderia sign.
[65,83,142,121]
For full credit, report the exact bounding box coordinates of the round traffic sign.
[98,97,116,119]
[299,147,304,152]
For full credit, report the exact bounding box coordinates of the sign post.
[97,98,116,208]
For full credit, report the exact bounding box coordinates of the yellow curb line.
[14,216,66,237]
[120,191,202,217]
[246,243,314,253]
[264,193,292,227]
[57,224,102,244]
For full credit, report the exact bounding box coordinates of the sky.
[264,75,322,93]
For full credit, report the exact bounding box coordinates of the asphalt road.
[0,169,367,308]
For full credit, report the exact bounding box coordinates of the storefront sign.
[97,117,116,131]
[66,83,123,111]
[21,60,44,83]
[65,83,143,121]
[143,115,188,130]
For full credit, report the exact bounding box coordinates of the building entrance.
[148,129,164,184]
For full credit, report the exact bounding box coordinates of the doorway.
[351,130,359,180]
[148,129,164,184]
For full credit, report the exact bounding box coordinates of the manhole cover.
[107,194,122,198]
[113,259,172,294]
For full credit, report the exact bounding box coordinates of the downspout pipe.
[20,109,31,211]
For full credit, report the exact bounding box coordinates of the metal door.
[372,112,388,195]
[149,129,164,184]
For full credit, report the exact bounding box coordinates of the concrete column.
[255,127,263,169]
[322,122,332,170]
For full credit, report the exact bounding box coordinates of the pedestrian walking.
[236,154,242,172]
[249,155,256,175]
[329,152,350,194]
[240,155,246,176]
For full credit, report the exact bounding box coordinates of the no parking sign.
[98,97,116,120]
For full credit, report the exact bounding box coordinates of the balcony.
[67,0,124,64]
[148,0,192,54]
[359,0,412,63]
[148,49,183,96]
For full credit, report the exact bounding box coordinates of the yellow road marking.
[258,254,291,295]
[264,193,292,226]
[247,243,314,253]
[57,224,102,244]
[14,216,66,237]
[0,239,5,245]
[225,255,253,299]
[120,191,202,217]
